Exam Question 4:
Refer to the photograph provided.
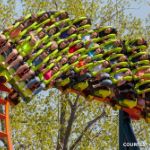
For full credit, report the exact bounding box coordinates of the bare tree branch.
[70,110,106,150]
[56,94,67,150]
[54,1,58,11]
[62,95,80,150]
[68,98,73,108]
[73,94,80,107]
[100,7,140,25]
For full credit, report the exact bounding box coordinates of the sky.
[126,0,149,20]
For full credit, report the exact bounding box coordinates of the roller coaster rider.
[99,27,117,38]
[32,41,58,66]
[60,25,77,39]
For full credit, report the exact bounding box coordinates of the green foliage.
[0,0,149,149]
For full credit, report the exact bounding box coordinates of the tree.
[0,0,149,149]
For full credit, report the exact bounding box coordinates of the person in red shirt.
[69,42,84,53]
[76,56,92,68]
[8,24,24,39]
[44,65,60,80]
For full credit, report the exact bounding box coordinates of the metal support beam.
[119,110,140,150]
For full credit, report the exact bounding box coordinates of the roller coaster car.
[135,80,150,94]
[56,18,71,30]
[125,38,148,52]
[77,24,91,32]
[36,11,69,28]
[44,62,72,85]
[93,86,112,98]
[3,14,35,38]
[1,64,34,98]
[28,40,58,61]
[95,26,117,38]
[112,68,132,84]
[44,18,72,38]
[88,88,112,101]
[107,54,127,64]
[32,50,59,72]
[126,46,147,56]
[73,80,89,91]
[5,11,58,40]
[112,62,129,71]
[54,66,79,89]
[59,25,77,39]
[20,26,45,42]
[112,69,136,108]
[4,11,55,38]
[66,87,111,103]
[53,69,75,88]
[10,79,33,99]
[78,29,96,41]
[8,88,20,105]
[17,32,49,57]
[0,75,12,93]
[129,51,149,65]
[133,66,150,81]
[73,17,91,28]
[58,36,79,53]
[118,95,137,109]
[40,56,62,79]
[92,33,116,45]
[99,39,123,56]
[43,24,60,39]
[83,72,112,99]
[130,59,150,69]
[11,83,31,103]
[57,77,71,87]
[53,11,69,20]
[68,40,84,53]
[123,107,142,120]
[94,78,112,96]
[113,87,137,108]
[67,69,92,91]
[0,67,12,82]
[11,22,38,42]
